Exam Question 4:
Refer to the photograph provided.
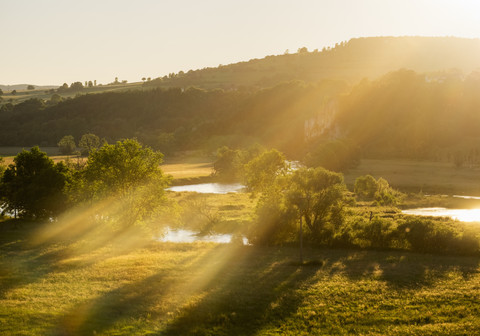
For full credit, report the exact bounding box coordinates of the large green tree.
[0,147,70,219]
[250,166,346,246]
[286,167,346,244]
[73,139,171,230]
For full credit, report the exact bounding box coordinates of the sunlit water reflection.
[402,208,480,222]
[159,228,249,244]
[167,183,244,194]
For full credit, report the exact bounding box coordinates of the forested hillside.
[0,81,347,157]
[3,36,480,165]
[146,36,480,89]
[335,69,480,162]
[3,68,480,166]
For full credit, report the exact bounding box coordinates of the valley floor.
[1,220,479,335]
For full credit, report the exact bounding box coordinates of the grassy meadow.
[1,220,480,335]
[2,152,480,335]
[161,154,215,186]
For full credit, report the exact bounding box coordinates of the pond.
[159,228,249,245]
[402,207,480,222]
[167,182,244,194]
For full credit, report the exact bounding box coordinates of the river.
[159,228,249,244]
[167,182,244,194]
[402,207,480,222]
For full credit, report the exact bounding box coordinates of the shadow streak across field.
[53,245,321,335]
[321,248,480,289]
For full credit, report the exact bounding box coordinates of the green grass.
[1,219,480,335]
[168,191,257,234]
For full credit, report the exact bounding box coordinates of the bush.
[360,218,397,249]
[398,218,480,255]
[354,175,403,205]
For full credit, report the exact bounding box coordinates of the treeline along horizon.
[0,81,346,158]
[2,69,480,164]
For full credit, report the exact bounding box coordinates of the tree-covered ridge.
[146,36,480,89]
[3,68,480,164]
[2,36,480,108]
[0,81,346,157]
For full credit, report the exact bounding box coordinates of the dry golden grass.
[345,159,480,195]
[161,155,214,179]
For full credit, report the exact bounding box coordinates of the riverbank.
[1,219,479,335]
[162,155,480,195]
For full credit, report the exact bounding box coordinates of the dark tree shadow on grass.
[0,220,73,298]
[50,245,480,335]
[160,246,321,336]
[0,219,159,300]
[319,248,480,289]
[53,245,322,336]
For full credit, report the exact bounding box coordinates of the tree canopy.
[0,147,70,218]
[73,139,171,230]
[244,149,287,193]
[286,167,346,244]
[249,166,347,246]
[79,133,100,156]
[57,135,76,155]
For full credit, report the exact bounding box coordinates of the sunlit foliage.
[250,167,347,246]
[70,139,172,231]
[244,149,287,193]
[354,174,403,205]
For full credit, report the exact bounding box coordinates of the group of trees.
[0,147,70,218]
[249,164,348,247]
[0,140,170,233]
[0,81,346,159]
[246,154,478,255]
[0,141,478,255]
[212,145,350,247]
[354,175,403,205]
[57,133,100,155]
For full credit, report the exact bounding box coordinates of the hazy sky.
[2,0,480,85]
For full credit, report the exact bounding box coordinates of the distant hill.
[0,84,58,92]
[4,36,480,105]
[146,36,480,89]
[4,36,480,166]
